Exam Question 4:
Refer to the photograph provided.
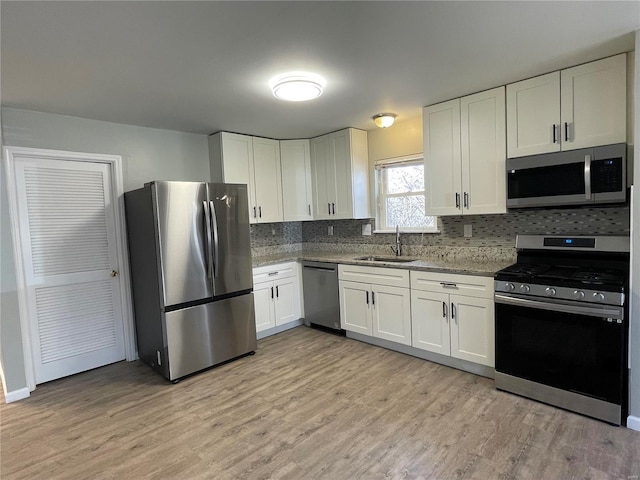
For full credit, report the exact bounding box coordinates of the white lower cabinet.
[252,262,301,335]
[338,265,411,346]
[410,271,495,367]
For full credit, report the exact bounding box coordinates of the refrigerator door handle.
[203,201,213,279]
[210,201,219,278]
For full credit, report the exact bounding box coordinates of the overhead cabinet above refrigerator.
[125,181,256,381]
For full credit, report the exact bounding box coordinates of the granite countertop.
[252,250,514,277]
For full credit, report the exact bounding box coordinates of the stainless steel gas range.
[494,235,630,425]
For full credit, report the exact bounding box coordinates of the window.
[375,156,437,232]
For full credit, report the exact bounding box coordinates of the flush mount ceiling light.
[373,113,397,128]
[269,72,326,102]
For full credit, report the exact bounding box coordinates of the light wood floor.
[2,326,639,480]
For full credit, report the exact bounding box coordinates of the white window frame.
[374,155,438,233]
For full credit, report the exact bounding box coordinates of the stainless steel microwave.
[506,143,627,209]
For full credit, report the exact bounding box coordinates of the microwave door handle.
[210,201,219,278]
[203,201,213,279]
[584,154,592,200]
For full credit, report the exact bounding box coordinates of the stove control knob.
[519,284,530,293]
[573,290,585,300]
[593,292,605,302]
[545,287,557,297]
[505,283,515,292]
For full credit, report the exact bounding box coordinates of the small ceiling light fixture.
[373,113,397,128]
[270,71,326,102]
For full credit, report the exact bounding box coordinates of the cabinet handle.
[442,301,447,319]
[271,286,274,299]
[332,203,335,215]
[440,282,458,289]
[268,271,278,276]
[258,206,262,218]
[253,206,257,218]
[564,122,570,142]
[276,285,279,298]
[451,303,457,323]
[455,193,460,209]
[371,291,375,305]
[308,204,311,216]
[366,291,369,305]
[552,124,557,144]
[328,203,331,215]
[464,192,469,209]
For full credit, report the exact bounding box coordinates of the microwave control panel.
[591,157,623,193]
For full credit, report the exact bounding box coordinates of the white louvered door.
[14,157,125,384]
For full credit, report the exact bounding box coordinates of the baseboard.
[5,387,30,403]
[627,415,640,431]
[256,319,303,340]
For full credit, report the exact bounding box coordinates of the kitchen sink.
[354,256,415,263]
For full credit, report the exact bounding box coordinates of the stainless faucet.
[391,225,402,256]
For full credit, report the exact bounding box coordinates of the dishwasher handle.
[303,265,336,272]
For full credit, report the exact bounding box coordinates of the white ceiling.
[1,1,638,139]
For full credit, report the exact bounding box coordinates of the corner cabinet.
[310,128,370,220]
[209,132,283,223]
[338,264,411,346]
[506,54,626,158]
[280,139,313,221]
[252,262,302,338]
[410,271,494,367]
[423,86,506,216]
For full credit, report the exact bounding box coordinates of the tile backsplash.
[251,204,630,260]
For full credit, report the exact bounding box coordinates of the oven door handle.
[494,294,623,320]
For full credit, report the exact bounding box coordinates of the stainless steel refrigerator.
[125,181,256,381]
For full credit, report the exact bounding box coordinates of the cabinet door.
[560,54,626,150]
[311,135,332,220]
[423,99,463,215]
[371,285,411,346]
[280,140,313,221]
[450,295,494,367]
[252,138,283,223]
[274,276,301,326]
[339,280,372,335]
[253,282,275,332]
[411,290,450,356]
[461,87,507,215]
[506,71,560,158]
[331,130,354,219]
[220,133,256,222]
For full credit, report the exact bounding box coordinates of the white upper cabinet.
[506,72,561,157]
[507,54,626,158]
[424,87,506,216]
[560,54,627,150]
[280,139,313,221]
[209,132,283,224]
[310,128,370,220]
[423,99,462,216]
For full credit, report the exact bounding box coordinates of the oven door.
[495,294,626,407]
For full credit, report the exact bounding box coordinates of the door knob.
[110,270,119,277]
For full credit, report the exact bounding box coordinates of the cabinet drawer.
[338,264,409,288]
[410,271,493,299]
[253,262,298,284]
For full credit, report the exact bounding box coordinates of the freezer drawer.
[165,294,256,380]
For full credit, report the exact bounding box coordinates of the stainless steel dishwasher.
[301,261,341,331]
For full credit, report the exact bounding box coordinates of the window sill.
[373,229,441,234]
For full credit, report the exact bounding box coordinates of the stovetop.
[496,263,626,289]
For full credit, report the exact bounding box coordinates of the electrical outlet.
[271,228,276,236]
[362,223,372,236]
[328,225,334,236]
[464,224,472,238]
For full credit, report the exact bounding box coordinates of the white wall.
[629,32,640,429]
[0,108,209,395]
